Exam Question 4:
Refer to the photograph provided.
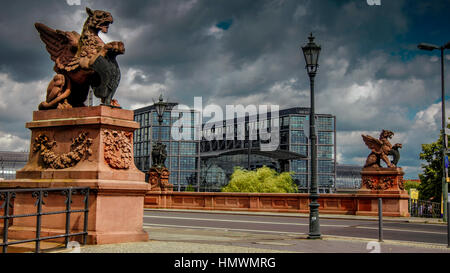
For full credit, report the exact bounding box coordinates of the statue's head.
[380,129,394,139]
[85,7,113,34]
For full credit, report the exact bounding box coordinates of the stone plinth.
[356,167,410,217]
[0,106,149,244]
[148,167,173,192]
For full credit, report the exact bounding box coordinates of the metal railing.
[0,187,90,253]
[409,199,442,218]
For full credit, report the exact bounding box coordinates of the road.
[143,209,449,246]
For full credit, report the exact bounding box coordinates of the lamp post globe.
[155,94,167,125]
[302,33,322,239]
[302,33,321,76]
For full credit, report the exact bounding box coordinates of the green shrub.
[185,184,196,192]
[221,166,297,193]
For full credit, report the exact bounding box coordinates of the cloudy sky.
[0,0,449,179]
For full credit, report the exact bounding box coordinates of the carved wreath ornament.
[362,176,396,190]
[102,129,133,169]
[33,133,93,169]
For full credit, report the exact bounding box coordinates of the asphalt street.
[143,209,449,246]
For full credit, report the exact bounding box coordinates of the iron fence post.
[83,188,90,245]
[64,188,72,248]
[2,192,11,253]
[378,198,383,242]
[35,190,43,253]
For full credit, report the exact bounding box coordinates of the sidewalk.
[144,208,446,225]
[51,225,450,253]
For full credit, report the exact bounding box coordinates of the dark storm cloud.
[0,1,87,82]
[1,0,449,178]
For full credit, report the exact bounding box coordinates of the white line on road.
[143,223,306,235]
[144,215,447,235]
[144,215,350,228]
[354,226,447,235]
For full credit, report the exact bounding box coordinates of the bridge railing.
[0,187,90,253]
[409,199,442,218]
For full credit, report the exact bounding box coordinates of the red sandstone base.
[144,191,411,217]
[0,106,150,244]
[148,167,173,192]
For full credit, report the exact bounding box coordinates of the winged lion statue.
[362,129,402,168]
[35,7,124,110]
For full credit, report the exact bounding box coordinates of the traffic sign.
[446,156,449,169]
[410,189,419,200]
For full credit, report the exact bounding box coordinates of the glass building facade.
[0,151,28,180]
[133,103,201,191]
[335,164,362,191]
[199,107,336,193]
[133,105,336,193]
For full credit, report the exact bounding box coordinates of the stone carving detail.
[398,177,405,190]
[362,176,395,191]
[35,7,124,109]
[148,167,173,192]
[103,129,133,169]
[362,129,402,168]
[33,133,92,169]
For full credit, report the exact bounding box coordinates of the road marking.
[354,226,447,235]
[144,215,350,228]
[143,223,307,235]
[144,215,447,235]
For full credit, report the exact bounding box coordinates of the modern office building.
[134,103,336,193]
[199,107,336,193]
[0,151,28,180]
[133,103,201,191]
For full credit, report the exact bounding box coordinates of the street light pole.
[302,33,322,239]
[418,41,450,222]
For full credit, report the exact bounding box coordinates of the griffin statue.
[35,7,124,110]
[362,129,402,168]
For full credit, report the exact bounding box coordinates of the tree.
[403,180,420,193]
[418,134,448,201]
[221,166,297,193]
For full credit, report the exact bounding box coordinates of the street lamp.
[302,33,322,239]
[418,41,450,222]
[152,94,168,168]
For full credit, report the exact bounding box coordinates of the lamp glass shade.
[302,34,321,74]
[155,102,166,119]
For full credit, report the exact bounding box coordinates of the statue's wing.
[362,134,383,154]
[35,23,80,72]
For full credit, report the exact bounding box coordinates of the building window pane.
[291,160,307,173]
[179,172,197,185]
[291,130,307,144]
[292,174,308,188]
[318,146,333,159]
[318,160,334,173]
[318,131,333,145]
[290,145,308,156]
[290,116,305,130]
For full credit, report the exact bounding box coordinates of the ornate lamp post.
[418,41,450,221]
[152,94,168,168]
[154,94,167,143]
[302,33,322,239]
[148,94,173,192]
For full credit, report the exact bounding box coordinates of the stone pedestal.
[148,167,173,192]
[356,167,410,217]
[0,106,149,244]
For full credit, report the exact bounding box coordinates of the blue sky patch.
[216,19,233,30]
